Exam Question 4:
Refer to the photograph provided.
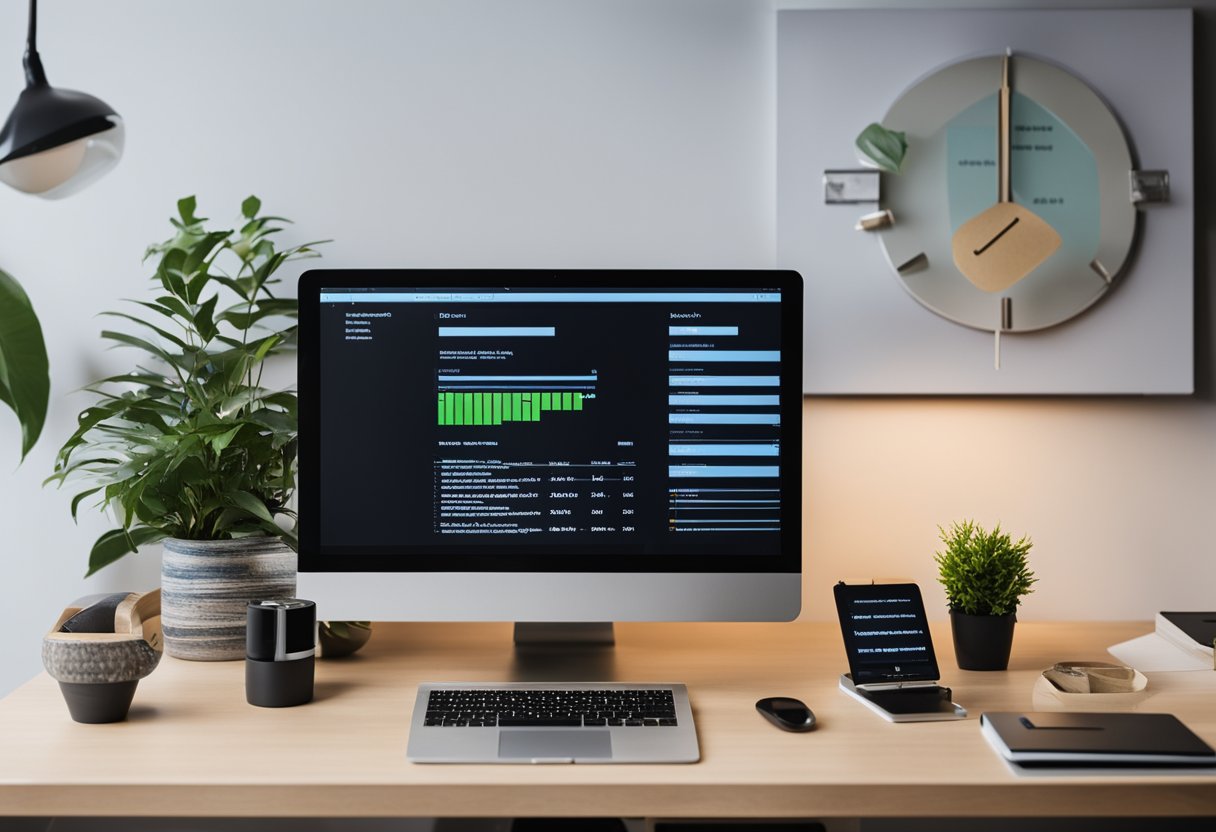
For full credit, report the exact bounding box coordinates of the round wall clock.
[875,52,1139,340]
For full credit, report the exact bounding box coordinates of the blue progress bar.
[671,499,780,504]
[669,326,739,336]
[669,444,779,456]
[669,466,779,478]
[674,527,780,532]
[669,488,779,493]
[438,326,555,337]
[669,376,779,387]
[437,375,597,381]
[672,507,777,511]
[669,414,780,425]
[668,350,780,362]
[669,394,778,406]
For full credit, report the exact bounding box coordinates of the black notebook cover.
[982,712,1216,765]
[1161,612,1216,649]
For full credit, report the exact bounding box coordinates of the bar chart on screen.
[436,387,591,426]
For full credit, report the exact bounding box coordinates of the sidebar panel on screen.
[316,288,785,560]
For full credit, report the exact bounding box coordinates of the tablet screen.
[834,582,940,685]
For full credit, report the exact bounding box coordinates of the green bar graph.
[437,391,589,426]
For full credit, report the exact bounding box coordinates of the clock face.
[876,55,1137,333]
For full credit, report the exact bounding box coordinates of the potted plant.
[317,620,373,658]
[935,520,1036,671]
[48,195,324,661]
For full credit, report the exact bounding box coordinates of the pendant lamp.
[0,0,123,198]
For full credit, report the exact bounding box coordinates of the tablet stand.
[839,674,967,723]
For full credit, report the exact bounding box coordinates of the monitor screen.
[298,271,802,576]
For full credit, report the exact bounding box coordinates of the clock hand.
[999,48,1011,204]
[973,216,1020,256]
[949,48,1060,294]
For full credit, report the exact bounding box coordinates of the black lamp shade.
[0,0,124,199]
[0,84,123,199]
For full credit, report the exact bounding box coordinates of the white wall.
[0,0,1211,697]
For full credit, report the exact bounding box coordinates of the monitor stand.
[513,622,615,647]
[510,623,617,681]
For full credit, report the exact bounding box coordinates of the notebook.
[1158,612,1216,657]
[981,712,1216,767]
[1108,612,1216,672]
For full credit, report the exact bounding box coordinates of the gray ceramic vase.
[161,537,296,661]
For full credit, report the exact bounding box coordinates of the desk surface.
[2,620,1214,819]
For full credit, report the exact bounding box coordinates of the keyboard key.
[498,716,583,727]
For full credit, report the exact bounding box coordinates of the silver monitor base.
[513,622,615,647]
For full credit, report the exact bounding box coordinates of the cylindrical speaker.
[245,599,316,707]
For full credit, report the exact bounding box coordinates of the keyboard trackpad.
[498,730,612,761]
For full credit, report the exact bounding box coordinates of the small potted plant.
[48,195,325,661]
[935,520,1036,671]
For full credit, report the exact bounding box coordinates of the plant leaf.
[0,268,50,460]
[210,424,242,454]
[177,196,198,225]
[194,295,219,343]
[223,490,274,524]
[86,526,168,577]
[69,486,104,520]
[855,122,908,175]
[100,311,189,350]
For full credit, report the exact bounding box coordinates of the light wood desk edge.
[1,621,1213,819]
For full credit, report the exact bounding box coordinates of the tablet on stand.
[833,581,967,723]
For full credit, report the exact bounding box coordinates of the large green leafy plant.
[48,196,323,575]
[935,520,1036,616]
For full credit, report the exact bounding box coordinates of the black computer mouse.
[756,697,816,732]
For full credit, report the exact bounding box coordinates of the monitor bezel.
[297,269,802,575]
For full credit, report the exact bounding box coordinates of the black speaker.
[245,599,316,708]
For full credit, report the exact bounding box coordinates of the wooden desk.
[1,621,1214,820]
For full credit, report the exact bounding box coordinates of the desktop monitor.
[297,270,802,634]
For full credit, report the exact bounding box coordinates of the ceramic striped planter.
[161,538,296,661]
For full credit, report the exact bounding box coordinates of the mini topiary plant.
[935,520,1036,617]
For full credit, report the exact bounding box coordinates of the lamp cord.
[23,0,48,87]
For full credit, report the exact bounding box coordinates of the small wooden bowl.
[1032,661,1150,712]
